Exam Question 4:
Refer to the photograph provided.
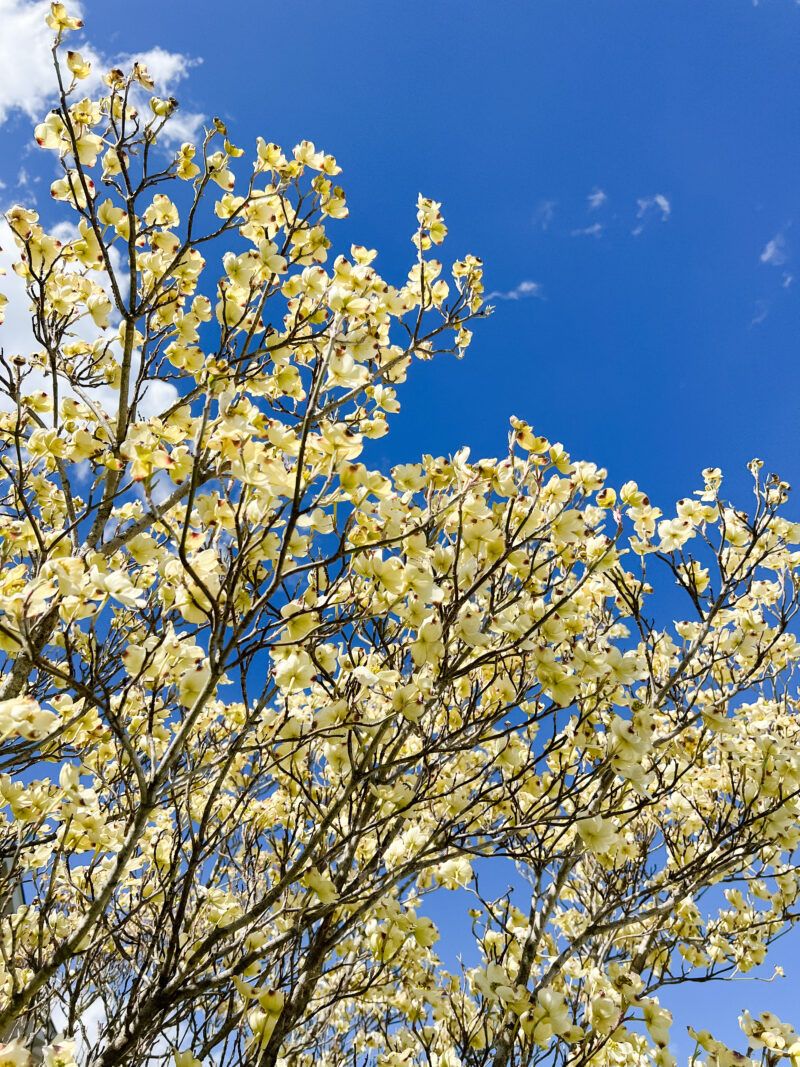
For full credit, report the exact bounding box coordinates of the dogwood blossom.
[0,11,799,1067]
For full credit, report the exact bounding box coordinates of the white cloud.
[112,46,205,145]
[0,218,39,360]
[51,996,108,1056]
[632,194,671,235]
[0,219,175,418]
[486,280,543,301]
[0,0,68,125]
[0,1,205,145]
[120,46,201,94]
[155,107,206,146]
[587,188,607,211]
[782,272,794,288]
[760,234,788,267]
[571,222,604,238]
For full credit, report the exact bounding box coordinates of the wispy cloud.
[750,299,770,327]
[632,194,671,235]
[760,233,788,267]
[486,280,543,301]
[637,194,671,220]
[571,222,604,238]
[0,0,205,144]
[587,188,607,211]
[533,200,556,231]
[751,231,794,322]
[14,166,38,197]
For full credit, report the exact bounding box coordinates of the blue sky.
[1,0,798,503]
[1,0,799,1056]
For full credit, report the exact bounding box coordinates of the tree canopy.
[1,7,800,1067]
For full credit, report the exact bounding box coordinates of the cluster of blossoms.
[0,7,799,1067]
[687,1012,800,1067]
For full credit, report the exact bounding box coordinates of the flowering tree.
[1,7,800,1067]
